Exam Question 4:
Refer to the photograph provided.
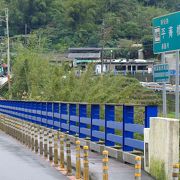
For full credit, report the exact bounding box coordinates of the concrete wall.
[148,117,179,180]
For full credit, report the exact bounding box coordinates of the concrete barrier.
[146,117,179,180]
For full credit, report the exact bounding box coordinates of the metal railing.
[0,100,158,151]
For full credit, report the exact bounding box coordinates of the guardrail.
[0,100,158,152]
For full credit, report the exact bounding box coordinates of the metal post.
[20,121,23,143]
[66,135,72,176]
[5,8,11,98]
[49,130,53,162]
[28,124,32,148]
[101,19,105,74]
[54,132,58,166]
[60,134,65,170]
[161,53,167,117]
[135,156,141,180]
[172,163,179,180]
[44,129,48,158]
[34,126,38,153]
[22,122,26,144]
[25,123,28,146]
[102,150,109,180]
[101,47,104,74]
[76,140,81,179]
[83,146,89,180]
[31,125,35,151]
[25,24,27,45]
[109,50,113,72]
[39,127,43,155]
[175,51,179,119]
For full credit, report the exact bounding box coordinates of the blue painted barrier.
[0,100,158,152]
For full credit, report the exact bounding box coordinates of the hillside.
[0,0,179,53]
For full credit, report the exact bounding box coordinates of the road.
[0,129,153,180]
[69,144,154,180]
[0,131,68,180]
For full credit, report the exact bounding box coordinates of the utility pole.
[25,24,27,46]
[101,19,105,74]
[109,49,113,72]
[5,8,11,98]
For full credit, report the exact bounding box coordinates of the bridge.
[0,100,178,180]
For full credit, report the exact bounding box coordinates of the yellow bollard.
[54,132,59,166]
[44,129,48,158]
[34,125,39,153]
[49,130,53,162]
[25,123,28,146]
[76,140,81,179]
[135,156,141,180]
[22,122,26,144]
[172,163,179,180]
[28,124,32,148]
[31,125,35,151]
[59,134,65,170]
[39,127,43,155]
[102,150,109,180]
[83,146,89,180]
[66,135,72,176]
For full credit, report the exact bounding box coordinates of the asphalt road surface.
[0,131,68,180]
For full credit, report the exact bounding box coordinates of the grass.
[150,158,167,180]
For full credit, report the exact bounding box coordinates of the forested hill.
[1,0,179,51]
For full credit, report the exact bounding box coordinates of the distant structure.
[68,48,101,60]
[68,47,155,74]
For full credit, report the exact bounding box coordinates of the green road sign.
[153,64,170,83]
[153,11,180,54]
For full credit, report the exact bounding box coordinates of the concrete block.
[144,128,150,172]
[79,138,90,148]
[68,135,77,144]
[149,117,179,180]
[104,146,123,161]
[123,152,136,164]
[89,141,104,153]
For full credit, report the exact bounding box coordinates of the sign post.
[153,61,169,117]
[153,11,180,119]
[175,51,179,119]
[162,53,167,117]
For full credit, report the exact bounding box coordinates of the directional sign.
[153,64,170,83]
[153,11,180,54]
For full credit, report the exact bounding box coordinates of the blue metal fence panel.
[47,102,53,128]
[41,102,47,126]
[107,134,123,144]
[125,124,144,134]
[36,102,42,125]
[91,105,100,142]
[0,100,158,152]
[60,103,69,132]
[69,104,78,135]
[145,105,158,128]
[123,105,134,151]
[79,104,90,138]
[32,102,38,124]
[53,102,60,130]
[105,105,115,146]
[125,138,144,150]
[107,121,123,130]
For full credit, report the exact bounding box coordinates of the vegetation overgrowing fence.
[0,100,158,151]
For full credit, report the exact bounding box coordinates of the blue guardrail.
[0,100,158,152]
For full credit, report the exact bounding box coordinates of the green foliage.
[11,45,160,105]
[150,158,167,180]
[0,0,175,51]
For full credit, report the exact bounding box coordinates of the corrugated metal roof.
[69,48,102,51]
[68,53,101,59]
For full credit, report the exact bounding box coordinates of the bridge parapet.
[0,100,158,152]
